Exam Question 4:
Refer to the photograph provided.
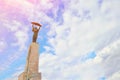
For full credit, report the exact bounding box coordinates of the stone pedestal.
[18,72,27,80]
[18,43,41,80]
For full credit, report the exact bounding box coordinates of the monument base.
[18,72,26,80]
[18,72,41,80]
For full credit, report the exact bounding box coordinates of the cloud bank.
[0,0,120,80]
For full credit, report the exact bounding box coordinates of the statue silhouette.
[31,22,42,42]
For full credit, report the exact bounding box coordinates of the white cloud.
[96,39,120,77]
[39,0,120,80]
[39,38,120,80]
[2,0,120,80]
[0,19,29,74]
[0,40,7,52]
[3,19,29,51]
[47,0,120,57]
[5,70,22,80]
[4,20,21,32]
[14,30,28,51]
[107,71,120,80]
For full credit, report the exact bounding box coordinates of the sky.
[0,0,120,80]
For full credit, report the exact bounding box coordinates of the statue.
[31,22,42,42]
[18,22,42,80]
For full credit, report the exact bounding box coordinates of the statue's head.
[34,25,39,29]
[33,27,39,32]
[34,27,37,29]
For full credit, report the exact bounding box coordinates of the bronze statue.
[31,22,42,42]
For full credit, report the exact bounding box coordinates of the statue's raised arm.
[31,22,42,27]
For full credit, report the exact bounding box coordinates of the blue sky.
[0,0,120,80]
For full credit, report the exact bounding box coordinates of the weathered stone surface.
[29,73,41,80]
[18,72,27,80]
[18,42,41,80]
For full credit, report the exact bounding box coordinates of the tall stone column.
[18,22,42,80]
[18,42,41,80]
